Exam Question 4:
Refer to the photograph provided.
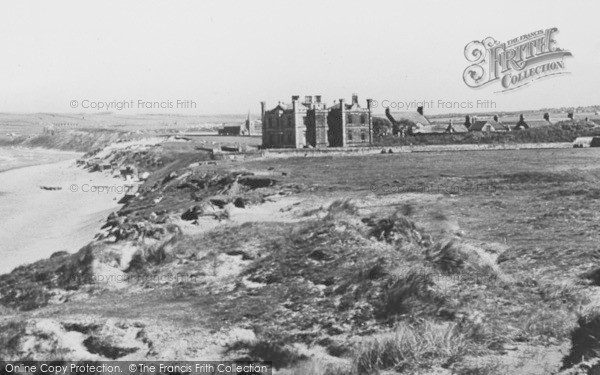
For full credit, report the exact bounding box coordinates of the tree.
[372,117,392,137]
[394,119,416,136]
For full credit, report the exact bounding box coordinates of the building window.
[347,114,353,123]
[361,132,366,141]
[348,130,353,141]
[361,114,367,124]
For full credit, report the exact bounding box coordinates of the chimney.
[352,93,358,105]
[367,99,373,144]
[305,95,313,104]
[493,115,499,122]
[340,99,346,147]
[315,95,322,103]
[417,106,423,116]
[260,101,267,146]
[292,95,300,101]
[568,112,574,120]
[543,112,550,122]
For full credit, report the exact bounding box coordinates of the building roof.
[550,117,573,123]
[411,124,442,134]
[447,123,469,133]
[524,119,552,128]
[386,111,430,126]
[328,101,364,110]
[410,123,468,134]
[468,121,486,131]
[469,119,508,131]
[267,102,309,112]
[501,115,567,126]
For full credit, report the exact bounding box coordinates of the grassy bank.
[2,144,600,373]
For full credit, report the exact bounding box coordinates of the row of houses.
[385,109,595,135]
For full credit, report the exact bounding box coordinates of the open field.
[0,128,261,152]
[0,112,250,136]
[2,142,600,373]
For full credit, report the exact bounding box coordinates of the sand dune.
[0,156,124,274]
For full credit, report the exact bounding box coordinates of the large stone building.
[261,94,372,148]
[327,94,373,147]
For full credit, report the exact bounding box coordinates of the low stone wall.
[261,142,573,158]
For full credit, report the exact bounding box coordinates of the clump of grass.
[559,358,600,375]
[561,310,600,372]
[519,308,575,341]
[127,234,183,271]
[376,268,444,319]
[399,203,415,217]
[355,321,468,373]
[356,257,388,281]
[0,321,26,358]
[537,278,587,306]
[431,210,449,221]
[325,199,359,219]
[427,240,467,272]
[301,206,324,217]
[426,239,500,279]
[364,211,421,245]
[279,360,354,375]
[227,334,307,369]
[0,284,51,311]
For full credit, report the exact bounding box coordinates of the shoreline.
[0,152,124,274]
[0,146,82,173]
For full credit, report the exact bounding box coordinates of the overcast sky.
[0,0,597,115]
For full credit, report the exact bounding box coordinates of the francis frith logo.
[463,27,573,92]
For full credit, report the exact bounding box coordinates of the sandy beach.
[0,150,125,274]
